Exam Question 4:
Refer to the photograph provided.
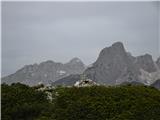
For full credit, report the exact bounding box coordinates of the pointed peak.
[102,41,126,54]
[68,57,83,64]
[111,41,124,49]
[40,60,55,65]
[96,41,127,65]
[112,41,123,46]
[137,53,152,59]
[144,53,152,57]
[70,57,81,61]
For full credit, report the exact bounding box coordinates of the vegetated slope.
[52,85,160,120]
[1,83,54,120]
[2,83,160,120]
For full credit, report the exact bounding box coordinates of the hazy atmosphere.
[2,1,160,77]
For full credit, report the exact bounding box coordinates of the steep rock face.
[2,58,86,86]
[84,42,140,85]
[52,42,160,86]
[64,58,86,74]
[135,54,157,73]
[156,57,160,69]
[138,69,160,85]
[135,55,160,85]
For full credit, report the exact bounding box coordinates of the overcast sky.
[2,1,160,77]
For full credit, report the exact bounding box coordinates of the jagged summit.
[95,42,126,65]
[85,41,139,85]
[53,42,160,86]
[2,41,160,87]
[137,53,153,60]
[101,42,125,53]
[84,41,160,85]
[136,54,157,73]
[111,41,125,50]
[2,57,86,86]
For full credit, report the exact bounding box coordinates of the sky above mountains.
[2,1,160,77]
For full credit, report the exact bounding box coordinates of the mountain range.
[2,58,86,86]
[84,42,160,85]
[2,42,160,88]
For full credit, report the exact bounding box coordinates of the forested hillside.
[2,83,160,120]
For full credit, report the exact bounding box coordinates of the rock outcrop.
[84,42,160,85]
[84,42,140,85]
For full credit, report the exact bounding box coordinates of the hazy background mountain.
[53,42,160,86]
[2,42,160,87]
[2,58,86,86]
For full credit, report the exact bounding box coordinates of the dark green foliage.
[1,83,54,120]
[52,85,160,120]
[2,83,160,120]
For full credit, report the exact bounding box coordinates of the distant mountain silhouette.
[2,42,160,87]
[55,42,160,86]
[2,58,86,86]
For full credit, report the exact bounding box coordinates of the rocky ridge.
[2,58,86,86]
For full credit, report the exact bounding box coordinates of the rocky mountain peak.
[104,42,126,56]
[135,54,157,73]
[85,41,140,85]
[95,42,126,64]
[68,57,83,64]
[53,42,160,86]
[138,54,152,60]
[111,42,125,51]
[3,41,160,87]
[2,57,86,86]
[64,58,86,75]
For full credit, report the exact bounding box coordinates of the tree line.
[1,83,160,120]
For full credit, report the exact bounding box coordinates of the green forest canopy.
[1,83,160,120]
